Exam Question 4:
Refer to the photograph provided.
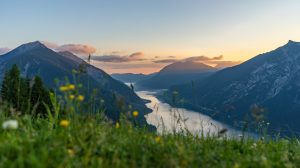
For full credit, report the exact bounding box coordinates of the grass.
[0,112,299,168]
[0,82,299,168]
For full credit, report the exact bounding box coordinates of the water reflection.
[137,90,247,138]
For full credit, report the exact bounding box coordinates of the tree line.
[0,64,52,116]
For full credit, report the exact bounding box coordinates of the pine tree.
[20,77,30,113]
[30,76,51,116]
[1,71,10,100]
[0,65,22,109]
[1,65,52,117]
[10,64,21,108]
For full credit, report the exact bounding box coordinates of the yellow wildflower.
[155,136,161,143]
[77,95,85,101]
[69,94,75,100]
[233,163,240,168]
[59,86,68,92]
[115,122,120,129]
[67,148,75,157]
[67,84,75,90]
[60,120,70,128]
[133,111,139,117]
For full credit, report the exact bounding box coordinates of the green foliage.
[19,77,30,113]
[0,114,299,167]
[1,64,21,108]
[0,71,9,101]
[30,76,52,116]
[0,65,52,116]
[77,62,87,74]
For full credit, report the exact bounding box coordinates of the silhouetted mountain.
[166,40,300,135]
[160,61,215,74]
[136,61,217,90]
[111,73,156,83]
[0,41,150,124]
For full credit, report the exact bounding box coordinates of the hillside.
[0,41,150,123]
[136,61,217,90]
[166,41,300,135]
[111,73,155,83]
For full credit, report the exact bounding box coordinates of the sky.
[1,0,300,74]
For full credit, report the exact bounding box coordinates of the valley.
[137,90,246,137]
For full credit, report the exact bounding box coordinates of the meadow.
[0,101,299,167]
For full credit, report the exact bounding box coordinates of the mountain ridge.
[135,61,217,90]
[0,41,151,124]
[111,73,157,84]
[166,40,300,135]
[160,61,216,74]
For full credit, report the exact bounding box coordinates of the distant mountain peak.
[7,41,47,56]
[160,61,215,74]
[0,41,150,124]
[168,41,300,134]
[288,40,296,43]
[20,41,45,49]
[286,40,300,46]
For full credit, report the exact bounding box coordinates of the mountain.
[57,51,84,63]
[136,61,217,90]
[166,40,300,135]
[111,73,155,83]
[159,61,215,74]
[0,41,150,124]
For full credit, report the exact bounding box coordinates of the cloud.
[92,52,147,63]
[129,52,144,59]
[41,41,59,49]
[152,55,241,68]
[41,41,96,56]
[110,51,124,55]
[153,55,223,64]
[153,59,178,64]
[184,55,223,62]
[0,47,11,55]
[92,55,129,62]
[183,55,241,68]
[109,63,162,69]
[56,44,96,56]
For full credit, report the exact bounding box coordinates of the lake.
[137,90,250,138]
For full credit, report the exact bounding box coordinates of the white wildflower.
[2,120,18,130]
[251,143,257,149]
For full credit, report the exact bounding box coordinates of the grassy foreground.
[0,80,299,167]
[0,113,299,168]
